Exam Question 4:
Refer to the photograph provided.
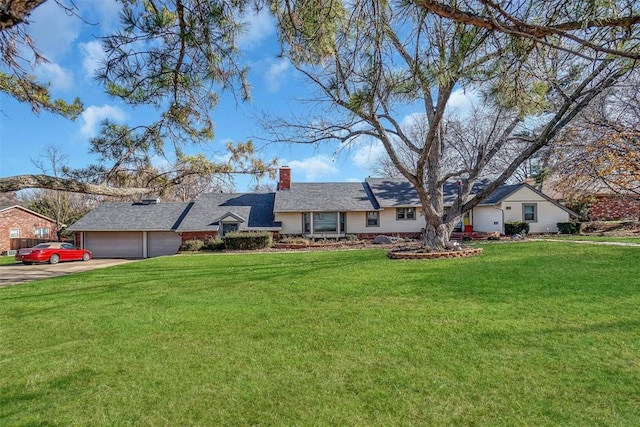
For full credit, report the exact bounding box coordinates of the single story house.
[67,194,280,258]
[67,167,577,258]
[0,204,61,254]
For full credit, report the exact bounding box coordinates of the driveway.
[0,259,138,288]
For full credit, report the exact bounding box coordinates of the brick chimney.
[277,166,291,190]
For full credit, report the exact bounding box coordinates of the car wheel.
[82,253,90,262]
[49,254,60,264]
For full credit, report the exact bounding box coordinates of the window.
[314,212,337,233]
[222,223,238,236]
[396,208,416,220]
[303,213,311,233]
[366,211,379,227]
[10,228,19,238]
[34,227,50,238]
[302,212,346,234]
[523,204,537,222]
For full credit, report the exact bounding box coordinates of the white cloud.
[35,62,74,91]
[80,105,126,137]
[29,1,81,60]
[79,41,105,77]
[288,156,339,181]
[264,59,290,93]
[238,9,276,50]
[352,141,386,169]
[446,88,479,116]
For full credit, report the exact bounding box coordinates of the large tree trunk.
[422,220,456,251]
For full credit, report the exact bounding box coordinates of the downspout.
[494,205,505,235]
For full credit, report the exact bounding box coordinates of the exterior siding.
[377,208,424,233]
[277,209,426,237]
[472,207,503,233]
[500,187,571,233]
[0,207,59,254]
[276,212,303,235]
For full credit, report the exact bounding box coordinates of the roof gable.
[176,193,278,231]
[494,183,579,216]
[212,211,247,224]
[0,204,59,224]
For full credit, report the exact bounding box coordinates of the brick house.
[588,194,640,221]
[0,204,61,254]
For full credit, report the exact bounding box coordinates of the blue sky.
[0,0,475,191]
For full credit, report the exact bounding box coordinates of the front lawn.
[0,255,17,265]
[1,242,639,425]
[539,235,640,244]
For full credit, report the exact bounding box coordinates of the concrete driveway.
[0,259,138,288]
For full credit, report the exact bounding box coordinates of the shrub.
[223,231,273,250]
[204,239,225,251]
[279,236,310,245]
[182,239,204,251]
[505,222,530,236]
[345,234,359,242]
[557,222,582,234]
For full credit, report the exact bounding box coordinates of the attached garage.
[84,231,144,258]
[147,232,182,257]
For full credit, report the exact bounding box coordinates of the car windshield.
[33,244,51,248]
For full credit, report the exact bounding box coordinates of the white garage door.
[148,232,182,257]
[85,232,143,258]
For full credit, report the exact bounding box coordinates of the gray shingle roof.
[365,178,422,207]
[67,201,192,231]
[274,182,379,212]
[176,193,279,231]
[366,178,506,207]
[476,184,522,205]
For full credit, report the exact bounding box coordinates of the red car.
[15,242,93,265]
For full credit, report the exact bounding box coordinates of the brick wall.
[0,207,59,253]
[589,195,640,221]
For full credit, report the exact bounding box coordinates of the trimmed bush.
[505,221,530,236]
[204,239,225,251]
[223,231,273,250]
[557,222,582,234]
[279,236,310,245]
[182,239,204,251]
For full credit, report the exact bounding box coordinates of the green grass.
[0,256,17,265]
[539,235,640,244]
[2,242,639,425]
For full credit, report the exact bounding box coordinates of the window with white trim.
[366,211,379,227]
[34,227,50,238]
[522,204,537,222]
[396,207,416,220]
[10,228,19,238]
